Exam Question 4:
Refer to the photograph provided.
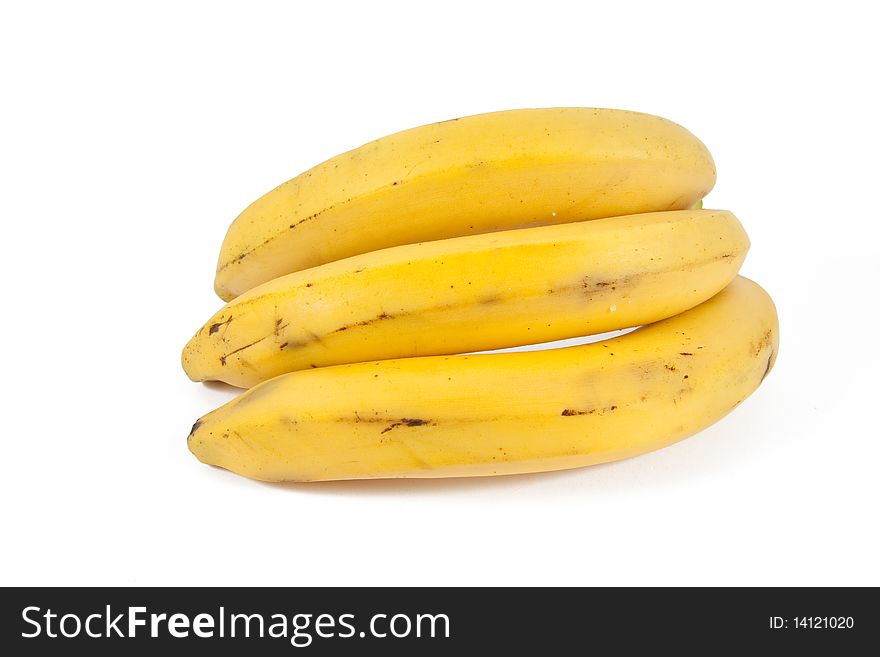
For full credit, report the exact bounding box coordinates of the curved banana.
[185,209,748,388]
[187,276,778,482]
[214,108,716,300]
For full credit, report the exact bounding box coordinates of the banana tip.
[188,419,202,441]
[181,339,208,382]
[213,277,236,303]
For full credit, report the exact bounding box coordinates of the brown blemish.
[275,333,317,352]
[665,364,677,372]
[208,316,233,335]
[380,418,433,434]
[561,408,595,416]
[679,352,693,356]
[581,276,620,293]
[578,272,645,295]
[561,405,617,417]
[219,334,271,365]
[223,430,244,443]
[188,420,202,439]
[753,329,773,356]
[761,349,774,382]
[333,312,393,333]
[288,209,328,230]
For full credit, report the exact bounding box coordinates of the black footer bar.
[1,587,875,653]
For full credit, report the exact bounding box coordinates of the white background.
[1,1,877,586]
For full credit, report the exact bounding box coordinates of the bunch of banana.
[183,107,777,483]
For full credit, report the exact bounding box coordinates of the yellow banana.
[187,276,778,482]
[214,108,716,300]
[184,209,748,388]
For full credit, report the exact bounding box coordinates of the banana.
[184,209,748,388]
[214,108,716,300]
[187,276,778,482]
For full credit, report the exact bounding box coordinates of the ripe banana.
[184,209,748,388]
[187,276,778,482]
[214,108,716,300]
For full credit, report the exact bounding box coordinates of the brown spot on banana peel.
[753,329,773,356]
[334,312,393,333]
[761,349,774,382]
[561,405,617,416]
[561,408,595,416]
[582,278,617,291]
[279,338,310,351]
[208,316,233,335]
[380,418,433,434]
[219,334,272,365]
[344,414,431,428]
[288,210,326,229]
